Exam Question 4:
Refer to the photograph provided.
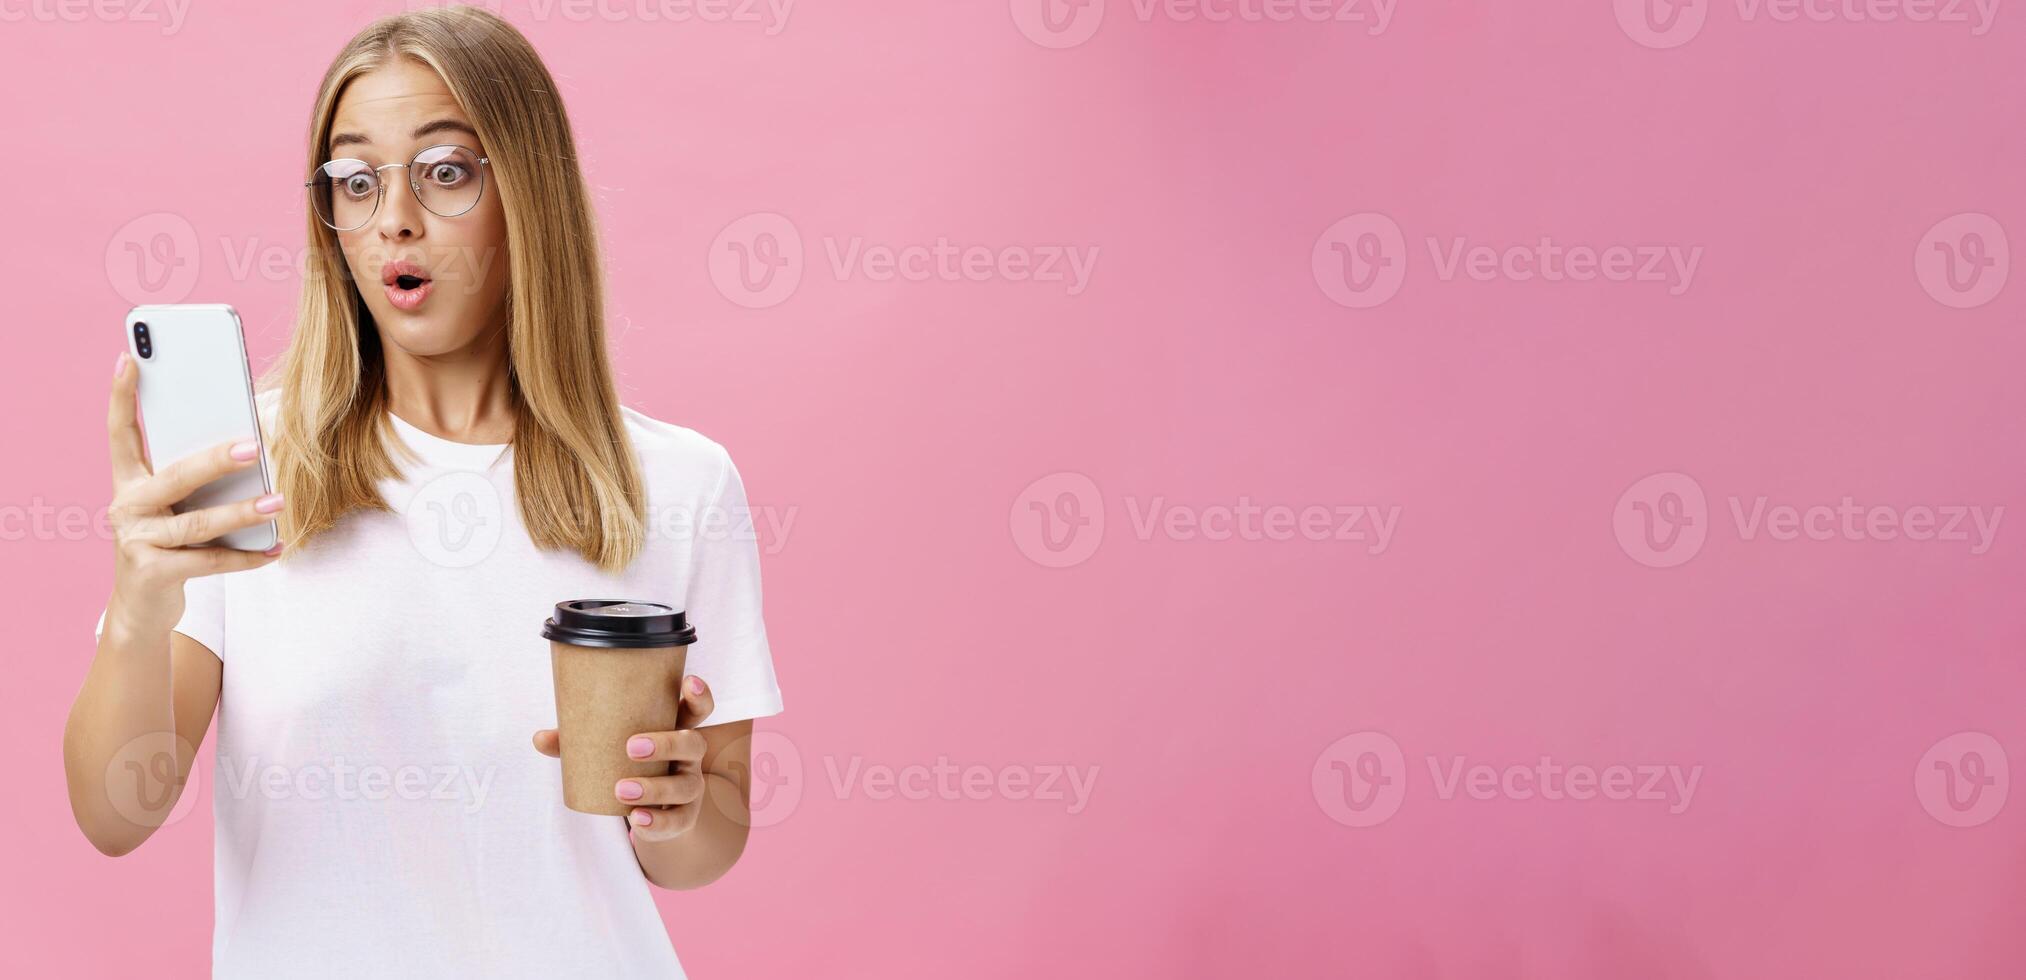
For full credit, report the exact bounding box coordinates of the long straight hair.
[267,6,645,572]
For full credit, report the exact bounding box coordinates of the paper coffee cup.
[542,600,699,816]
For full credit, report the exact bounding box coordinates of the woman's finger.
[154,542,283,580]
[626,803,700,840]
[531,729,560,758]
[674,675,714,729]
[624,729,707,765]
[106,353,150,484]
[615,770,705,808]
[132,437,262,509]
[147,492,285,549]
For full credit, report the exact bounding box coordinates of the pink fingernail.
[627,737,654,759]
[616,780,643,800]
[629,809,652,827]
[230,440,260,461]
[254,493,285,514]
[688,677,704,695]
[113,352,126,377]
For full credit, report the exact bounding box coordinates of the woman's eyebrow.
[326,120,479,154]
[412,118,479,143]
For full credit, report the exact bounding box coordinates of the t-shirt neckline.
[385,410,512,471]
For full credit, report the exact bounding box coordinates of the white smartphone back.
[125,304,277,552]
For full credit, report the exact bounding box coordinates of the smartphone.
[123,304,277,552]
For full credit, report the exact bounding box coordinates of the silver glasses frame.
[305,144,493,232]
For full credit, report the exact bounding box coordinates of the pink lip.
[385,277,433,312]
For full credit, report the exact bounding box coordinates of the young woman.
[62,8,782,977]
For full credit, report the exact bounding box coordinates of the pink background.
[4,0,2024,976]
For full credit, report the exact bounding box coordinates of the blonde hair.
[266,6,645,572]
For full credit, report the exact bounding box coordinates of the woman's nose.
[376,169,426,241]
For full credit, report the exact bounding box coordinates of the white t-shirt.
[96,395,783,978]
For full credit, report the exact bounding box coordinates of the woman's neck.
[380,332,516,446]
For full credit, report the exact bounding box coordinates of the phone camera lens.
[133,321,152,359]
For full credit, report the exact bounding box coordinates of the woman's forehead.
[331,63,469,146]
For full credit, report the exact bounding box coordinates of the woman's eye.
[342,175,376,198]
[425,164,468,186]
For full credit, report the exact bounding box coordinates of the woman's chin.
[374,309,486,358]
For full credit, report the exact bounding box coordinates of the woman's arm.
[626,713,755,890]
[533,677,760,889]
[65,624,222,856]
[64,353,284,856]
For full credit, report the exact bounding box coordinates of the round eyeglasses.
[306,144,491,232]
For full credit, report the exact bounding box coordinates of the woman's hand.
[105,352,285,636]
[532,674,716,839]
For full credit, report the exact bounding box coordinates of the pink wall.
[5,1,2024,976]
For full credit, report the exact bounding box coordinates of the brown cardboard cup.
[542,601,698,816]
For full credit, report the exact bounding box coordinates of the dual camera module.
[132,321,152,359]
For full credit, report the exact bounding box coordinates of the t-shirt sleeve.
[93,572,226,659]
[681,447,783,727]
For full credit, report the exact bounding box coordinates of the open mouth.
[382,261,434,311]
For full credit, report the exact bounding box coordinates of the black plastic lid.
[541,600,697,649]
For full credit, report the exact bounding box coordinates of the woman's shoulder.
[619,405,737,496]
